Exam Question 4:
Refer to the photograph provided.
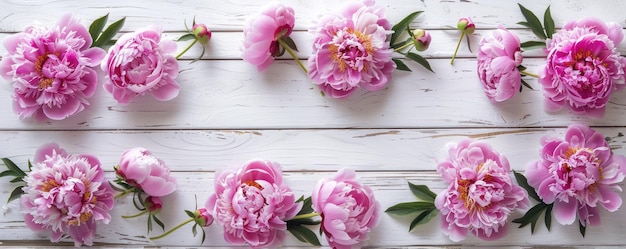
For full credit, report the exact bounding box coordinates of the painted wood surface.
[0,0,625,248]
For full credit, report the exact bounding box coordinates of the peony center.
[556,147,603,191]
[35,53,59,89]
[329,28,374,72]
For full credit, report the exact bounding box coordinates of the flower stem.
[176,39,198,59]
[394,42,413,52]
[150,217,194,240]
[521,70,539,78]
[289,212,320,220]
[450,32,465,65]
[114,188,134,199]
[121,210,148,219]
[277,38,308,74]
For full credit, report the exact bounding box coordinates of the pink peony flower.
[435,139,529,242]
[241,2,295,71]
[312,168,380,249]
[477,26,523,102]
[102,26,180,104]
[0,14,105,120]
[116,147,177,197]
[20,143,114,246]
[525,124,625,226]
[541,17,626,118]
[206,159,301,248]
[307,0,395,98]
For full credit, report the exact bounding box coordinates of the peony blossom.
[0,14,105,120]
[307,0,395,98]
[102,26,180,104]
[206,159,301,248]
[435,139,529,242]
[541,17,626,118]
[477,26,523,102]
[241,2,295,71]
[20,143,114,246]
[312,168,380,249]
[115,147,177,197]
[525,124,625,227]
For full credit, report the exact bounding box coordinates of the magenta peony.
[241,2,295,71]
[312,168,380,249]
[102,26,180,104]
[0,14,105,120]
[206,159,301,248]
[525,124,625,226]
[20,143,114,246]
[435,139,529,242]
[477,26,523,102]
[115,147,177,197]
[541,17,626,118]
[307,0,395,98]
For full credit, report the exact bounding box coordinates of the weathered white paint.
[1,0,626,247]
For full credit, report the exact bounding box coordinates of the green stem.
[176,39,198,59]
[277,38,308,74]
[521,70,539,78]
[114,188,134,199]
[394,42,413,52]
[121,210,148,219]
[289,212,320,220]
[150,217,194,240]
[450,32,465,65]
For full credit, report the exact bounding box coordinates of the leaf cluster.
[0,158,30,203]
[286,196,322,246]
[385,182,438,232]
[89,13,126,49]
[517,4,554,49]
[512,171,554,234]
[389,11,433,73]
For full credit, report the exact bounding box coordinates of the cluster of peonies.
[0,14,212,121]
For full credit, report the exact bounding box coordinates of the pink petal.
[553,197,578,225]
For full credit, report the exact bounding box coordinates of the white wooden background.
[1,0,626,248]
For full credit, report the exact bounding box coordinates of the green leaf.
[185,210,196,218]
[92,17,126,48]
[393,59,411,71]
[281,36,298,52]
[543,6,555,39]
[191,223,198,237]
[287,225,322,246]
[89,14,109,43]
[2,158,26,177]
[517,4,546,40]
[296,196,314,215]
[579,222,586,237]
[27,160,32,171]
[512,203,549,233]
[108,182,127,192]
[152,215,165,231]
[200,229,206,244]
[520,40,546,49]
[8,187,24,203]
[521,79,534,90]
[408,182,436,201]
[0,170,18,178]
[513,171,541,202]
[385,201,435,216]
[177,33,196,42]
[391,38,412,50]
[406,52,434,73]
[9,177,23,183]
[391,11,423,44]
[147,214,153,232]
[544,204,553,231]
[517,65,527,72]
[408,208,438,232]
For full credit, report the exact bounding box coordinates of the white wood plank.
[2,171,626,247]
[0,0,623,32]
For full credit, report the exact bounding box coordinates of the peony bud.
[412,29,431,51]
[194,208,214,227]
[144,196,163,214]
[192,23,212,44]
[457,17,475,34]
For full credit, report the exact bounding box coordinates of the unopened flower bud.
[192,24,212,44]
[412,29,431,51]
[144,196,163,214]
[194,208,214,227]
[457,17,475,34]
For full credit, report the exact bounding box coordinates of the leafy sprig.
[390,11,434,72]
[517,4,554,49]
[512,171,554,234]
[89,13,126,49]
[286,196,322,246]
[0,158,30,203]
[385,182,438,232]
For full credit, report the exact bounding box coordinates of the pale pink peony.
[102,26,180,104]
[20,143,114,246]
[0,14,105,120]
[115,147,177,197]
[477,26,523,102]
[241,2,295,71]
[541,17,626,118]
[312,168,380,249]
[435,139,529,242]
[206,159,301,248]
[525,124,625,226]
[307,0,395,98]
